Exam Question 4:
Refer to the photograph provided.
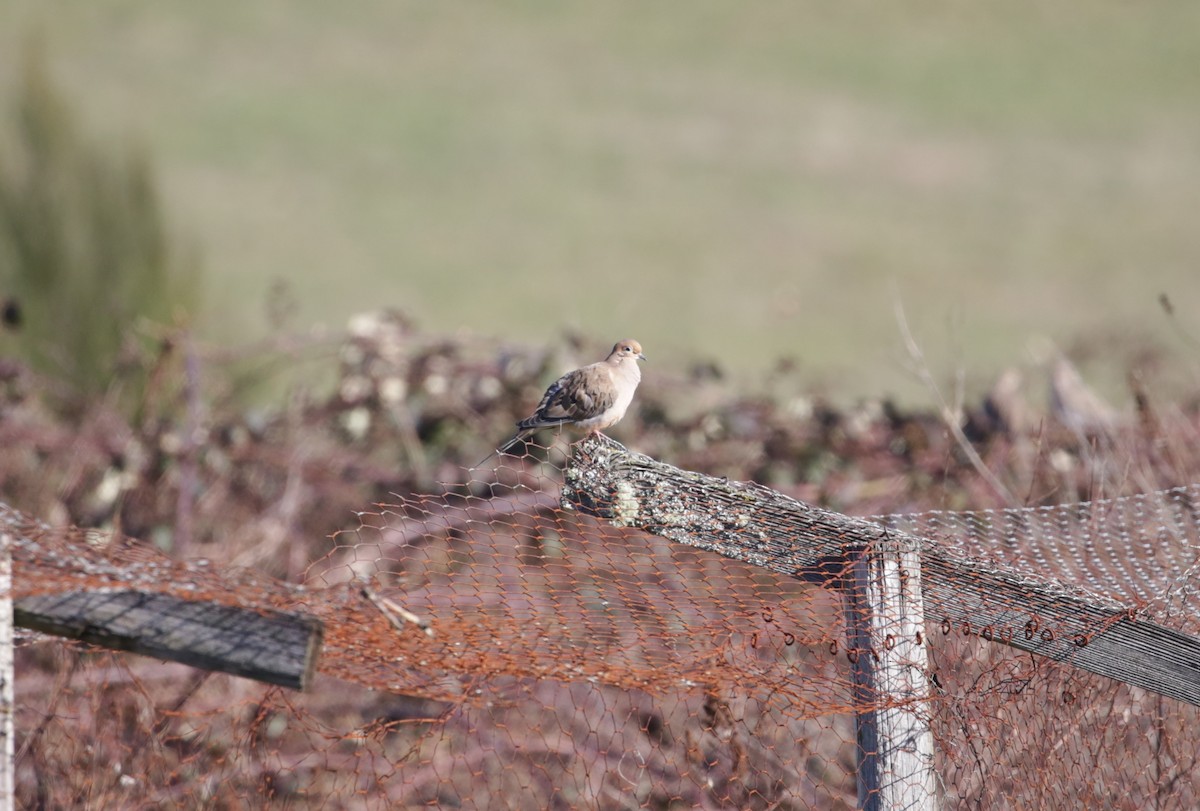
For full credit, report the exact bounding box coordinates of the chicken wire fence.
[10,441,1200,809]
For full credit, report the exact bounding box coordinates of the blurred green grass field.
[4,1,1200,401]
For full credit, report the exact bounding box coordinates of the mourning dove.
[478,339,646,466]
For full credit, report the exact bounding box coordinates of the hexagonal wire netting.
[10,440,1200,809]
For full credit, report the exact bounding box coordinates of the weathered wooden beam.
[845,542,938,811]
[15,589,323,691]
[562,434,1200,707]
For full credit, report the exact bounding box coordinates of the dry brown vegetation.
[7,318,1200,808]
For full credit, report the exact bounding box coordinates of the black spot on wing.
[584,381,616,415]
[546,371,594,420]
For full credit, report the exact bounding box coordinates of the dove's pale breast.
[574,358,642,431]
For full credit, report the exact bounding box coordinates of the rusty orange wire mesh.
[878,485,1200,809]
[10,434,1200,809]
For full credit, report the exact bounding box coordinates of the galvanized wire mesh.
[879,484,1200,630]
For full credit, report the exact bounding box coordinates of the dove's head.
[610,339,647,364]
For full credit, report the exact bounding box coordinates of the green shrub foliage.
[0,44,199,406]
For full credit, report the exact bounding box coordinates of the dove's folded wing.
[518,366,616,430]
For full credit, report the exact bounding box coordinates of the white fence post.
[844,536,938,811]
[0,532,13,811]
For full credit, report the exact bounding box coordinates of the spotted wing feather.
[517,367,615,431]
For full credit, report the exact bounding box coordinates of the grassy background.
[4,0,1200,402]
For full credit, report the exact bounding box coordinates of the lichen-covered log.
[563,434,1200,707]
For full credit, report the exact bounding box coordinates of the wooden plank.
[562,434,1200,707]
[15,589,323,691]
[845,543,938,811]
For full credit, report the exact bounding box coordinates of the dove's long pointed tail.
[472,429,533,470]
[472,447,501,470]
